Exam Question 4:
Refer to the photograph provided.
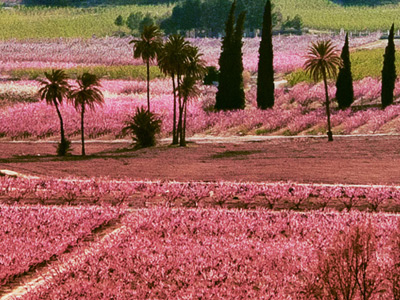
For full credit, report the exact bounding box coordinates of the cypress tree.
[335,33,354,109]
[215,1,246,110]
[215,0,236,110]
[230,11,246,109]
[257,0,274,109]
[381,23,396,109]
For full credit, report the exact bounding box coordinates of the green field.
[275,0,400,32]
[286,48,400,85]
[0,0,400,39]
[0,5,171,39]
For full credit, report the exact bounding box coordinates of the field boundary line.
[0,133,399,145]
[0,219,126,300]
[1,169,400,189]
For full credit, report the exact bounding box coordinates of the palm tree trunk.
[54,101,65,144]
[146,59,150,112]
[172,74,178,145]
[177,73,183,145]
[323,69,333,142]
[181,99,187,147]
[81,104,85,156]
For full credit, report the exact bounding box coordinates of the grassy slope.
[275,0,400,31]
[0,5,171,39]
[0,1,399,39]
[286,48,397,85]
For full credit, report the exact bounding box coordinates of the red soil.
[0,136,399,185]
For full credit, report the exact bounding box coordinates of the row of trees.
[39,70,104,156]
[215,0,275,110]
[131,25,206,147]
[160,0,302,37]
[215,0,396,142]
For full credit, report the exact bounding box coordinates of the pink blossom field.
[2,32,400,299]
[0,34,379,74]
[1,77,400,140]
[0,204,122,288]
[13,208,400,299]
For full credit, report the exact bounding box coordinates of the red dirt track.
[0,136,399,185]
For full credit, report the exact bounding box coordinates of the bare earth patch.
[0,135,399,185]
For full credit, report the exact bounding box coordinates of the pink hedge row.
[1,177,399,211]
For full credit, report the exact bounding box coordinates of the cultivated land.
[1,136,399,185]
[1,1,400,299]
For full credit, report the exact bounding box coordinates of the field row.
[1,176,400,211]
[0,204,122,288]
[1,77,400,139]
[0,34,380,79]
[15,208,400,299]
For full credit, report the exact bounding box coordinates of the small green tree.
[69,73,104,156]
[114,15,124,29]
[257,0,274,109]
[336,33,354,109]
[126,12,144,33]
[139,14,154,33]
[381,23,396,109]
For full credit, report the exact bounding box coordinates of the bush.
[203,66,220,85]
[123,107,161,148]
[56,139,72,156]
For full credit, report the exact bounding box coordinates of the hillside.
[0,0,399,39]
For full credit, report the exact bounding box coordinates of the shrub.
[56,139,72,156]
[123,107,161,148]
[203,66,220,85]
[303,222,384,300]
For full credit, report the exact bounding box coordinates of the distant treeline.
[21,0,177,6]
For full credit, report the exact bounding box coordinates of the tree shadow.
[0,146,142,164]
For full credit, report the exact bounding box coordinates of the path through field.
[0,218,125,300]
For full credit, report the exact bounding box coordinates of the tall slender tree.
[130,25,163,112]
[381,23,396,109]
[38,69,71,156]
[304,40,342,142]
[215,0,246,110]
[69,73,104,156]
[215,0,236,110]
[158,34,191,144]
[336,33,354,109]
[230,11,246,109]
[257,0,274,109]
[177,46,206,146]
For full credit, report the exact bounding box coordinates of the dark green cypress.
[335,32,354,109]
[230,11,246,109]
[257,0,274,109]
[215,0,236,110]
[381,23,396,109]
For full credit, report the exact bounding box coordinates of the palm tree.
[304,40,342,142]
[130,24,163,112]
[69,72,104,156]
[177,46,206,146]
[38,69,71,156]
[177,76,200,146]
[158,34,191,144]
